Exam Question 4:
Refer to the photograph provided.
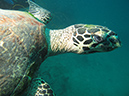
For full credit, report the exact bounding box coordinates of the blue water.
[37,0,129,96]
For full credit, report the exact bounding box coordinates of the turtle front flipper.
[27,0,52,24]
[25,78,55,96]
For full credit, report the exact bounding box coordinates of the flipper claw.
[27,0,52,24]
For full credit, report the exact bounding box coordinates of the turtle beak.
[100,32,121,52]
[115,40,121,47]
[109,35,121,48]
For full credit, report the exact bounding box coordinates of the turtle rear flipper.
[25,78,55,96]
[27,0,52,24]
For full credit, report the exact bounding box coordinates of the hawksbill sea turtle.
[0,0,121,96]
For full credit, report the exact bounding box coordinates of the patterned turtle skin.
[0,1,121,96]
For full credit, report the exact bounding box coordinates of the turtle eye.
[93,35,103,43]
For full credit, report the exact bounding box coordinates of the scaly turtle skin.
[0,0,121,96]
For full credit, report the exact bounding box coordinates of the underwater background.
[38,0,129,96]
[1,0,129,96]
[27,0,128,96]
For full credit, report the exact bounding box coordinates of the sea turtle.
[0,0,121,96]
[0,0,35,9]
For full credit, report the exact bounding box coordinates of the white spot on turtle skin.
[0,41,4,46]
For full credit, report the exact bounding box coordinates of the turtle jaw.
[102,35,121,52]
[109,35,121,48]
[90,33,121,53]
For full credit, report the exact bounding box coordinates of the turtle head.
[72,24,121,54]
[48,24,121,56]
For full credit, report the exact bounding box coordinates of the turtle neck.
[45,25,78,56]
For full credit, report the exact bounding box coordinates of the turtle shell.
[0,9,48,96]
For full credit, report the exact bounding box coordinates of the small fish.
[4,0,14,5]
